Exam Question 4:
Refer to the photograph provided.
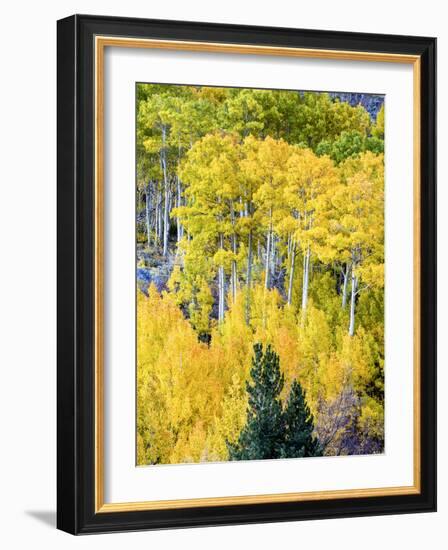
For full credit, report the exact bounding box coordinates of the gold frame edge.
[94,35,422,513]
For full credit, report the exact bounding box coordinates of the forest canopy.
[136,84,385,465]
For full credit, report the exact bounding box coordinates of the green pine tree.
[280,380,322,458]
[228,344,322,461]
[228,343,285,460]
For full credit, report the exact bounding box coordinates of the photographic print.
[136,84,385,466]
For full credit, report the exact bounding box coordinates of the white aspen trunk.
[163,185,170,256]
[287,241,296,306]
[158,199,163,243]
[264,230,271,288]
[239,198,244,218]
[287,234,293,259]
[271,234,277,273]
[154,189,160,245]
[231,260,237,302]
[264,208,273,289]
[161,125,170,257]
[176,146,183,242]
[341,265,350,309]
[218,233,225,323]
[301,246,311,315]
[245,229,253,325]
[349,270,358,336]
[230,204,237,302]
[145,182,152,248]
[218,267,223,322]
[176,176,182,243]
[220,266,225,322]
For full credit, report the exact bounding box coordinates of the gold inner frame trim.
[94,35,421,513]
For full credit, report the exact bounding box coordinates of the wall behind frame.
[0,0,443,548]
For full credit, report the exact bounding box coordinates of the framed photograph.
[57,14,436,534]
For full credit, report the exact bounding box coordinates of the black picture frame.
[57,14,436,535]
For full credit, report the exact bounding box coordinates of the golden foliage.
[136,85,385,464]
[137,282,383,464]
